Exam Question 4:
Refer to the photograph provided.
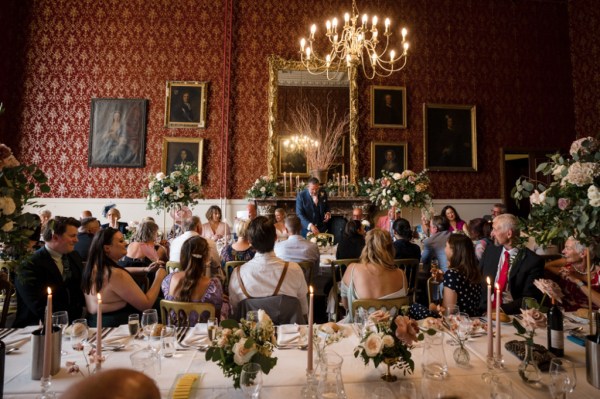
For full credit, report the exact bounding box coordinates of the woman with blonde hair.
[340,228,408,321]
[118,221,167,276]
[162,236,226,322]
[274,208,289,242]
[220,219,256,268]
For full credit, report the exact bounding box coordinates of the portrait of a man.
[162,137,204,180]
[371,86,407,128]
[88,98,147,168]
[165,81,208,128]
[424,104,477,172]
[371,142,407,178]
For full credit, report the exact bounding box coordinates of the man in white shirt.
[228,216,308,316]
[169,216,220,270]
[274,215,320,278]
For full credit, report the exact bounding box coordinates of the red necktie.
[494,250,510,307]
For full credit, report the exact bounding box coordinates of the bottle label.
[551,329,564,349]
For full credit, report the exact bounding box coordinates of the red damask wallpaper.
[1,0,591,200]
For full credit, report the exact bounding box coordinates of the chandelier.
[299,0,409,80]
[282,135,319,152]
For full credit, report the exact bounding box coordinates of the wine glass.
[52,310,68,355]
[240,363,263,399]
[353,308,367,338]
[443,306,460,345]
[456,313,472,342]
[490,374,514,399]
[398,381,417,399]
[70,319,89,351]
[549,358,576,398]
[141,309,158,348]
[371,386,394,399]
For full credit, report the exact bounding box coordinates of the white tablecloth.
[3,321,599,398]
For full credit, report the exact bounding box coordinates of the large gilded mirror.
[267,55,358,182]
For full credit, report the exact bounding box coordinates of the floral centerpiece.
[0,126,50,262]
[369,170,433,210]
[323,179,339,196]
[354,311,432,382]
[356,177,375,197]
[246,175,279,199]
[307,232,332,248]
[311,322,345,362]
[205,310,277,389]
[512,302,547,384]
[145,162,202,213]
[512,136,600,247]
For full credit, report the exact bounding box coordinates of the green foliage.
[246,176,279,199]
[145,162,202,213]
[369,169,433,210]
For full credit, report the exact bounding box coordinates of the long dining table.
[2,316,598,398]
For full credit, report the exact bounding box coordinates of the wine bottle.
[547,297,564,357]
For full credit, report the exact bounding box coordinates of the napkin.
[4,337,30,348]
[277,324,302,346]
[182,334,209,346]
[193,323,208,335]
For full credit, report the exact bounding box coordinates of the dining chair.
[166,261,181,273]
[159,299,216,327]
[234,295,305,325]
[224,261,247,288]
[296,260,314,286]
[0,277,15,328]
[427,277,442,306]
[329,258,359,320]
[393,258,420,303]
[352,297,410,318]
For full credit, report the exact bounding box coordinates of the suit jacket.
[420,231,451,272]
[479,244,544,315]
[296,189,330,236]
[14,247,85,327]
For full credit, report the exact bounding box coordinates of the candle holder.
[481,355,496,383]
[37,376,55,399]
[301,369,318,399]
[494,354,505,369]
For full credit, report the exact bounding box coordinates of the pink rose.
[558,198,571,210]
[368,310,391,323]
[520,308,547,331]
[394,316,419,346]
[533,278,564,303]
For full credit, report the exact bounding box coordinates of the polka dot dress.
[444,269,481,317]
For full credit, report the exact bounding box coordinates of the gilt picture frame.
[164,81,208,128]
[371,141,408,179]
[161,137,204,183]
[371,85,407,128]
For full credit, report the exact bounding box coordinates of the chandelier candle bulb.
[344,13,350,26]
[486,277,493,359]
[326,20,331,33]
[401,28,407,39]
[310,24,316,39]
[300,38,306,51]
[385,18,390,32]
[372,16,378,27]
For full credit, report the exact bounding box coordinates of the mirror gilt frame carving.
[267,55,359,183]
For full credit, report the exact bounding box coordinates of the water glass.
[161,326,176,358]
[422,331,448,378]
[371,386,394,399]
[207,317,218,341]
[240,363,263,399]
[549,358,576,398]
[52,310,68,355]
[141,309,158,345]
[398,381,417,399]
[130,348,159,377]
[490,375,514,399]
[71,319,89,350]
[421,373,447,399]
[128,314,140,336]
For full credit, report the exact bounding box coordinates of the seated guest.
[201,205,232,243]
[340,228,408,322]
[74,217,101,263]
[167,206,192,241]
[274,208,289,242]
[336,220,366,260]
[274,215,320,278]
[228,216,308,316]
[119,221,167,274]
[170,216,221,274]
[421,216,451,273]
[82,228,167,327]
[376,206,400,238]
[480,214,544,315]
[100,204,128,234]
[483,203,507,222]
[392,218,421,260]
[468,218,492,260]
[14,217,85,327]
[220,219,256,268]
[162,236,225,320]
[545,237,600,311]
[80,210,93,219]
[440,205,468,234]
[412,234,482,319]
[39,209,52,232]
[62,368,160,399]
[247,203,257,220]
[352,206,370,231]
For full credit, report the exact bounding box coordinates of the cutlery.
[0,328,17,340]
[5,337,30,354]
[177,327,190,344]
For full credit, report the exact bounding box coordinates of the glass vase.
[453,345,470,367]
[518,340,542,384]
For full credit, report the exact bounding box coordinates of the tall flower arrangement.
[245,176,279,199]
[512,136,600,247]
[0,107,50,261]
[145,162,202,213]
[369,170,433,210]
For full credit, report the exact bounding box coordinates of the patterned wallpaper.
[2,0,587,200]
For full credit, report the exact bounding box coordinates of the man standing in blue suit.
[296,177,331,237]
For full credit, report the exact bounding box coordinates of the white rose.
[310,237,317,243]
[163,187,173,194]
[170,171,181,178]
[1,221,14,232]
[382,335,395,348]
[151,195,160,202]
[177,191,184,198]
[381,199,387,205]
[402,194,411,202]
[260,186,266,193]
[234,329,246,338]
[156,172,166,181]
[148,182,154,189]
[392,173,402,180]
[0,197,16,215]
[217,336,228,348]
[530,190,541,205]
[552,165,567,178]
[588,185,600,200]
[255,179,261,184]
[257,309,268,324]
[364,334,383,357]
[232,338,257,365]
[390,197,398,206]
[366,189,371,194]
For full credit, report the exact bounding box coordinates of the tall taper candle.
[283,172,287,194]
[296,175,300,189]
[307,286,314,372]
[96,293,102,370]
[290,172,293,193]
[486,277,493,359]
[42,287,52,379]
[495,283,501,357]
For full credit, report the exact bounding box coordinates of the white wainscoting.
[25,198,502,231]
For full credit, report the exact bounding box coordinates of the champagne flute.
[128,314,140,336]
[52,310,68,355]
[207,317,218,342]
[141,309,158,348]
[549,358,576,398]
[241,363,263,399]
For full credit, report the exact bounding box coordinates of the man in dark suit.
[296,177,331,237]
[15,216,85,327]
[479,213,544,315]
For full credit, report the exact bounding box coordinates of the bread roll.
[151,323,164,337]
[491,312,510,323]
[576,308,591,319]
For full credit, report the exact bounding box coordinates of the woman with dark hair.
[392,218,421,260]
[468,218,492,260]
[161,236,225,322]
[82,228,167,327]
[336,220,366,260]
[440,205,468,234]
[201,205,232,243]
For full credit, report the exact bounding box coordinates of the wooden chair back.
[427,277,442,305]
[160,299,216,327]
[0,278,15,328]
[296,261,314,286]
[329,258,359,320]
[353,297,410,318]
[166,261,182,273]
[393,258,420,303]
